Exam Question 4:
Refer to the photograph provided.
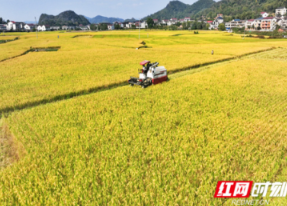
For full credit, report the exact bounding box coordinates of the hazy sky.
[0,0,206,21]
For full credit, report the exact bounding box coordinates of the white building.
[50,26,60,30]
[276,7,287,16]
[261,17,277,31]
[62,26,75,30]
[260,12,269,18]
[24,24,35,31]
[253,18,263,30]
[209,17,224,29]
[184,17,191,22]
[6,21,24,31]
[161,19,169,25]
[37,25,46,31]
[278,17,287,29]
[167,19,177,26]
[179,19,185,23]
[245,19,255,30]
[6,21,16,30]
[107,24,114,30]
[226,19,247,30]
[0,24,7,31]
[140,21,147,28]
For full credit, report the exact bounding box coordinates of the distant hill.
[85,15,124,24]
[196,0,287,20]
[143,0,215,20]
[124,18,139,22]
[39,10,90,26]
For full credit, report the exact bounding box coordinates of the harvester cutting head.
[128,60,168,88]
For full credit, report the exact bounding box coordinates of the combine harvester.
[128,60,168,88]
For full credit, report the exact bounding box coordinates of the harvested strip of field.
[1,52,287,204]
[72,35,93,38]
[0,120,25,170]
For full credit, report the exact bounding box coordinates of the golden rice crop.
[1,30,287,112]
[1,50,287,205]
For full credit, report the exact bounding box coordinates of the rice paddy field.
[0,30,286,112]
[1,30,287,205]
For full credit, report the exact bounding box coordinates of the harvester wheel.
[130,84,134,87]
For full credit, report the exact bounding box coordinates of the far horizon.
[1,0,203,22]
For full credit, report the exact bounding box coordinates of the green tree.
[218,23,226,31]
[147,18,154,28]
[90,24,97,30]
[100,24,108,30]
[114,24,121,30]
[191,22,197,30]
[197,22,203,29]
[169,25,178,30]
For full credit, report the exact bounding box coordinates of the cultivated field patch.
[1,49,287,204]
[1,30,286,113]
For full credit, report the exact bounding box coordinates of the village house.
[129,22,135,28]
[260,12,269,18]
[278,17,287,29]
[225,19,247,30]
[0,24,7,31]
[253,18,263,30]
[6,21,25,31]
[24,24,35,31]
[107,24,114,30]
[167,18,178,26]
[261,17,277,31]
[245,19,255,30]
[209,16,224,29]
[206,20,213,25]
[184,17,191,22]
[121,22,128,28]
[161,19,168,25]
[140,21,148,28]
[80,25,90,30]
[50,26,60,30]
[62,26,75,30]
[135,21,140,28]
[276,7,287,16]
[179,19,185,23]
[37,25,46,31]
[215,14,223,19]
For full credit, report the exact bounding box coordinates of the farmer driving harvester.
[128,60,168,88]
[142,62,151,74]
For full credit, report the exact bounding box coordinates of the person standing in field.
[211,50,214,55]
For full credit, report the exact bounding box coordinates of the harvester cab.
[128,60,168,88]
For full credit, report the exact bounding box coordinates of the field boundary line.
[168,47,276,75]
[0,37,19,45]
[0,46,61,63]
[0,49,32,63]
[0,47,278,116]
